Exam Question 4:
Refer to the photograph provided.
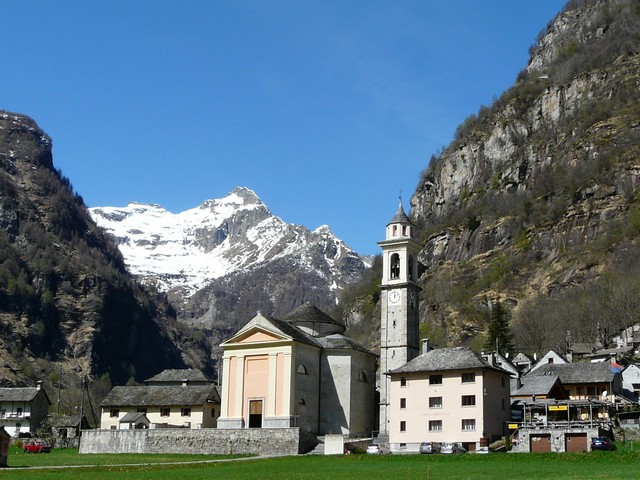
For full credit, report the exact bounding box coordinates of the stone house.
[522,362,622,402]
[100,369,220,430]
[387,345,511,453]
[0,382,51,437]
[217,303,377,436]
[51,414,90,448]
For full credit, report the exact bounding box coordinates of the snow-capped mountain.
[89,187,365,313]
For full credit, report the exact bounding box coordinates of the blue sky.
[2,1,565,255]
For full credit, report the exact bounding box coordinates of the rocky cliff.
[0,112,199,388]
[406,0,640,354]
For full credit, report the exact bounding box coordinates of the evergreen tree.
[485,300,514,356]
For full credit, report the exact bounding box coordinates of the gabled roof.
[120,412,149,423]
[144,369,211,385]
[316,334,377,356]
[513,375,568,399]
[221,311,321,349]
[525,362,616,384]
[0,387,50,404]
[101,385,217,408]
[389,347,508,375]
[283,302,345,331]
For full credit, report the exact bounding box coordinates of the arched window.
[358,371,368,383]
[408,255,414,281]
[297,364,308,375]
[390,253,400,279]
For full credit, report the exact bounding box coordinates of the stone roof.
[0,387,49,404]
[525,362,616,384]
[283,302,345,330]
[316,334,377,356]
[389,347,507,375]
[52,415,84,428]
[101,385,217,408]
[387,201,413,226]
[513,375,563,397]
[261,314,323,348]
[144,369,210,384]
[120,412,148,423]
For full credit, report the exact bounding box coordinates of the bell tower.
[377,200,421,437]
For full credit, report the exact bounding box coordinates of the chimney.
[565,349,573,363]
[36,381,42,390]
[421,338,430,355]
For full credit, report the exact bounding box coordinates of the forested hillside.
[0,112,208,400]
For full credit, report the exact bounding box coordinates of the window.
[462,419,476,431]
[501,377,506,388]
[400,377,407,387]
[109,409,119,418]
[461,395,476,407]
[297,364,308,375]
[181,408,191,417]
[390,253,400,279]
[160,408,170,417]
[110,425,117,430]
[400,421,406,432]
[211,408,216,418]
[400,398,406,409]
[137,407,147,414]
[16,407,22,416]
[299,398,306,405]
[358,371,368,383]
[429,374,442,385]
[429,396,442,408]
[462,372,475,383]
[428,420,442,432]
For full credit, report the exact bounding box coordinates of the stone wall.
[79,428,317,456]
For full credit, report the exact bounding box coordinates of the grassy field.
[1,443,639,480]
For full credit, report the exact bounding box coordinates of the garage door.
[530,434,551,453]
[565,433,587,452]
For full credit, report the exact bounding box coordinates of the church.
[216,302,377,436]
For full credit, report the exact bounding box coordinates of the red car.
[23,440,52,453]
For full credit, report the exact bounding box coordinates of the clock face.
[389,290,401,304]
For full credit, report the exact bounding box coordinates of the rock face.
[90,188,366,349]
[407,0,640,353]
[0,111,189,386]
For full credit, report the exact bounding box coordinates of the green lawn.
[1,443,639,480]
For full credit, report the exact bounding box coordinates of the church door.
[248,399,263,428]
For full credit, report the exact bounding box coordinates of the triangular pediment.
[220,312,294,347]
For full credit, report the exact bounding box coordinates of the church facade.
[217,303,377,436]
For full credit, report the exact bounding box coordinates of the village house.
[100,369,220,430]
[509,360,625,452]
[217,303,377,436]
[387,343,511,453]
[0,382,51,437]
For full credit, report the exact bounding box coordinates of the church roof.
[283,302,345,330]
[388,347,508,375]
[387,201,413,226]
[316,334,377,356]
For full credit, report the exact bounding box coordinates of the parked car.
[366,443,383,454]
[440,442,466,454]
[419,441,439,454]
[591,437,616,451]
[23,440,52,453]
